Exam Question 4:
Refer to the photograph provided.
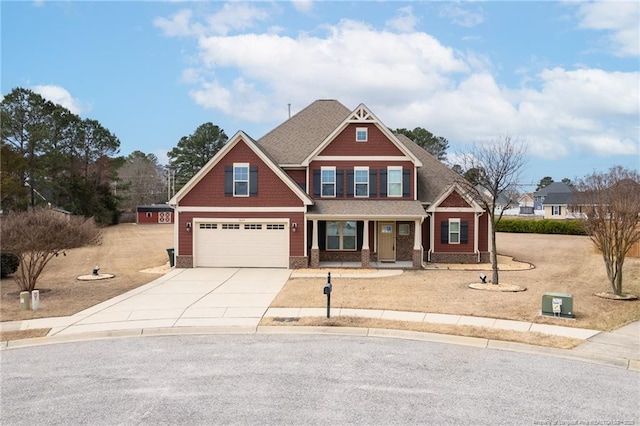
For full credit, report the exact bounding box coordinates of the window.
[222,223,240,230]
[244,224,262,230]
[354,167,369,197]
[267,224,285,230]
[321,167,336,197]
[398,223,410,236]
[199,223,217,229]
[234,163,249,196]
[449,219,460,244]
[356,127,368,142]
[326,221,356,250]
[145,212,152,218]
[388,166,402,197]
[552,206,562,216]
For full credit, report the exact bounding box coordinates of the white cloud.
[576,0,640,57]
[157,7,638,161]
[291,0,313,14]
[438,3,484,28]
[31,84,87,115]
[385,6,418,33]
[154,4,268,37]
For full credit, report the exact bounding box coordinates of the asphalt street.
[1,335,638,425]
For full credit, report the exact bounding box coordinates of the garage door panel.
[195,222,288,268]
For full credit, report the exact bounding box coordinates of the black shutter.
[318,221,326,250]
[402,169,410,197]
[461,221,468,244]
[224,166,233,196]
[249,166,258,196]
[558,206,562,215]
[313,169,321,197]
[369,169,377,197]
[380,169,387,197]
[346,170,354,197]
[441,221,449,244]
[356,221,364,250]
[337,169,344,197]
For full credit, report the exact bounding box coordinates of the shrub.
[496,219,586,235]
[1,253,20,278]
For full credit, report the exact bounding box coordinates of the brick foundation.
[429,252,489,264]
[289,256,308,269]
[175,255,193,268]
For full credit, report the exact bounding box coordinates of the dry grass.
[1,223,173,322]
[260,317,582,349]
[0,329,50,341]
[271,233,640,331]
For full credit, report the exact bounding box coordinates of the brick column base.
[412,249,423,268]
[310,248,320,268]
[361,249,370,268]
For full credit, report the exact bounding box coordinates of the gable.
[178,139,305,208]
[439,190,472,208]
[318,123,407,157]
[170,132,312,208]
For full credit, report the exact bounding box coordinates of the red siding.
[177,212,305,257]
[478,212,489,251]
[440,190,471,208]
[433,212,476,253]
[179,139,305,208]
[285,169,306,188]
[309,160,415,199]
[137,212,173,224]
[320,123,405,157]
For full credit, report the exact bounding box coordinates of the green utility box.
[541,292,574,318]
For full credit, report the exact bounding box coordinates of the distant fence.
[592,235,640,258]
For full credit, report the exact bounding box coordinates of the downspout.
[475,211,482,263]
[425,212,433,262]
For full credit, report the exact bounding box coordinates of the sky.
[2,0,639,189]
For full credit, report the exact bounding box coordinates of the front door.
[378,222,396,262]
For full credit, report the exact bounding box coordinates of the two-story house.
[168,100,490,269]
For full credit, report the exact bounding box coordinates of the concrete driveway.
[47,268,291,336]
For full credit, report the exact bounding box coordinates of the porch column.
[311,219,319,268]
[412,219,423,268]
[361,220,370,268]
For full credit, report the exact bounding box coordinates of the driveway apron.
[47,268,292,336]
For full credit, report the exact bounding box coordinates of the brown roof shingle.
[257,100,351,164]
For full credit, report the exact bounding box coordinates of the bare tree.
[456,136,527,284]
[0,209,102,292]
[572,166,640,297]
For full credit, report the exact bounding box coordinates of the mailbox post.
[323,272,332,318]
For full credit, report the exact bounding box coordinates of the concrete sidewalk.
[1,268,638,371]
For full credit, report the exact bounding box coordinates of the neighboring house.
[542,192,574,219]
[168,100,490,269]
[533,182,572,211]
[137,205,174,224]
[518,193,535,215]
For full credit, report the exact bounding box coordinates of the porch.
[318,260,416,269]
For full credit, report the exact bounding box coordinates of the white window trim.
[354,166,369,198]
[387,166,402,198]
[552,205,561,215]
[356,127,368,142]
[233,163,250,197]
[321,166,336,198]
[449,218,461,245]
[326,221,357,251]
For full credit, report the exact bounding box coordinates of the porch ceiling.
[307,199,427,219]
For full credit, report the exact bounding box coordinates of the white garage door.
[194,221,289,268]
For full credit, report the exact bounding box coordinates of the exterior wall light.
[292,222,297,232]
[186,222,192,232]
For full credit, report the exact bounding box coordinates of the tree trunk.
[491,224,499,284]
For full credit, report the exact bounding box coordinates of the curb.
[2,325,637,371]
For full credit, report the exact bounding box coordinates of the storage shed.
[136,205,174,224]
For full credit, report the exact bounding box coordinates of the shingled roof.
[395,133,461,204]
[257,99,461,205]
[258,100,351,165]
